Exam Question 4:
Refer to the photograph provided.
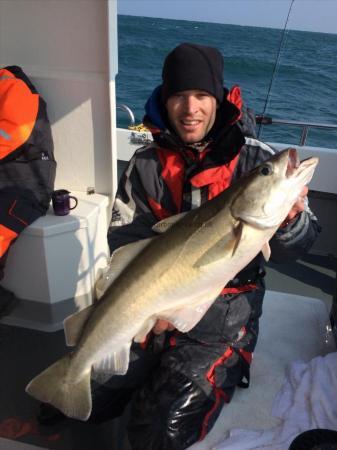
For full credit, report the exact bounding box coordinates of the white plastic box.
[0,192,110,331]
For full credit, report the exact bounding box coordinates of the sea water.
[116,15,337,149]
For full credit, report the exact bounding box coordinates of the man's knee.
[127,366,226,450]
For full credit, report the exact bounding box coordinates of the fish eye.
[259,163,273,176]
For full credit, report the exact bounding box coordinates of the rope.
[128,123,150,132]
[257,0,295,138]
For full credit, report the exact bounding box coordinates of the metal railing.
[116,104,135,127]
[256,115,337,146]
[116,105,337,147]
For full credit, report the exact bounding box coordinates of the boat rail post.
[300,126,309,146]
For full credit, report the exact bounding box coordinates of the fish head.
[230,148,319,229]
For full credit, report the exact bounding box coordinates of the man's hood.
[144,85,168,131]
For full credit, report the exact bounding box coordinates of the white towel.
[213,351,337,450]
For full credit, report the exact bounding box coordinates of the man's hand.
[281,185,308,226]
[152,319,175,335]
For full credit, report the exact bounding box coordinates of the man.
[97,43,320,450]
[103,42,319,449]
[40,43,318,449]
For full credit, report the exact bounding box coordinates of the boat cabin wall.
[0,0,118,197]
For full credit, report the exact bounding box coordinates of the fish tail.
[25,354,92,421]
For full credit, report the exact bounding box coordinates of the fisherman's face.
[166,90,217,143]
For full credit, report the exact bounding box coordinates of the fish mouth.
[285,148,319,183]
[285,148,300,177]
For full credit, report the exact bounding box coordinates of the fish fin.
[158,287,222,333]
[152,212,188,234]
[231,221,244,256]
[92,342,132,380]
[26,354,92,421]
[195,221,252,269]
[95,237,154,300]
[194,229,240,269]
[63,304,95,347]
[262,242,271,261]
[133,317,157,343]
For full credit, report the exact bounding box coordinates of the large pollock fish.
[26,148,318,421]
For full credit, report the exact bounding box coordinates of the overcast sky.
[117,0,337,34]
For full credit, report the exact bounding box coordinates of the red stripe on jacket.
[227,85,243,121]
[199,347,233,441]
[147,197,171,220]
[190,154,240,200]
[156,147,185,214]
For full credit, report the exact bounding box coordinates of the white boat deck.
[188,290,336,450]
